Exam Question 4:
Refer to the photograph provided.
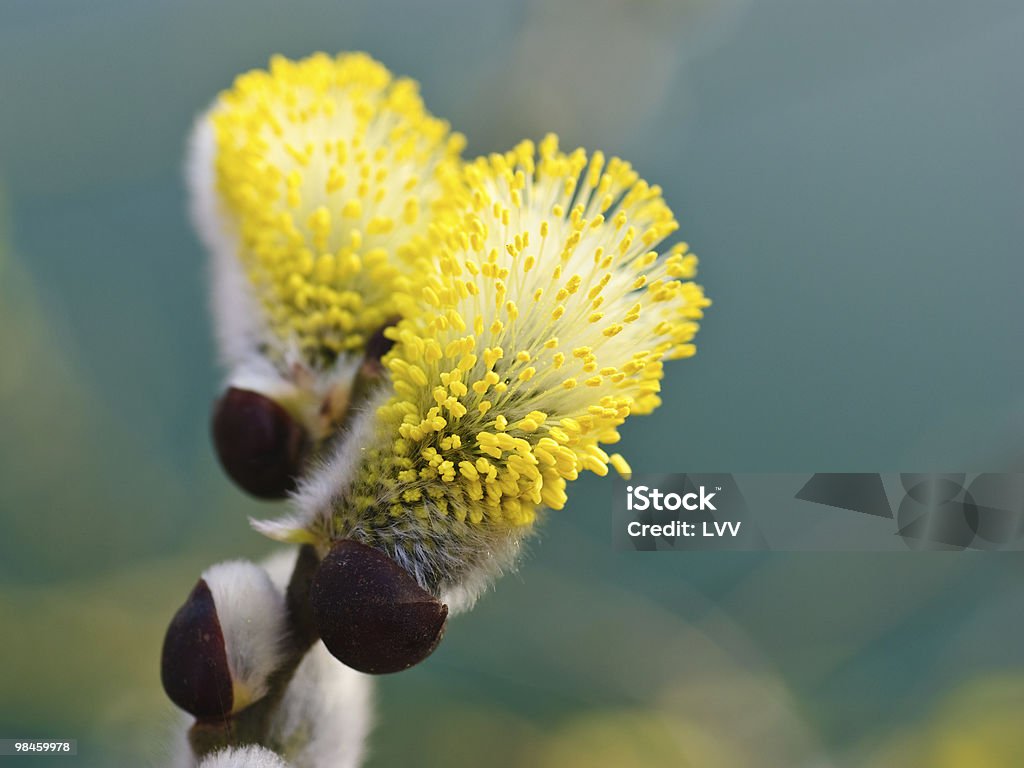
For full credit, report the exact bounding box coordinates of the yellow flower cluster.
[214,53,711,555]
[334,135,710,535]
[210,52,464,363]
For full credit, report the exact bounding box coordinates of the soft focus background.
[2,1,1023,765]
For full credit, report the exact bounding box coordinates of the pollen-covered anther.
[208,51,465,363]
[336,133,710,542]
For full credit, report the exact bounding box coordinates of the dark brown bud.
[161,579,233,720]
[211,387,308,499]
[344,320,400,419]
[310,539,448,674]
[362,317,397,368]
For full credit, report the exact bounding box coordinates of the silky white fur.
[249,392,384,545]
[186,111,272,374]
[202,560,288,711]
[199,746,289,768]
[187,112,367,382]
[270,641,373,768]
[256,548,374,768]
[165,549,374,768]
[255,391,529,616]
[187,110,369,447]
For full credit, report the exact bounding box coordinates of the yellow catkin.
[210,51,465,363]
[338,134,710,536]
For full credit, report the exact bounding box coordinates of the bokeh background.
[2,1,1023,765]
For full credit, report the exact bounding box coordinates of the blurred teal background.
[1,1,1023,765]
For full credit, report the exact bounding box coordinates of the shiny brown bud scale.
[211,387,308,499]
[363,321,397,365]
[310,539,448,674]
[161,578,234,720]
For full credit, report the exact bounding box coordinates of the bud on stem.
[310,539,448,674]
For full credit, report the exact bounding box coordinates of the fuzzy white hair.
[269,640,373,768]
[202,560,289,711]
[165,549,374,768]
[255,392,531,616]
[186,111,269,375]
[198,746,289,768]
[250,396,386,546]
[252,548,373,768]
[186,111,367,433]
